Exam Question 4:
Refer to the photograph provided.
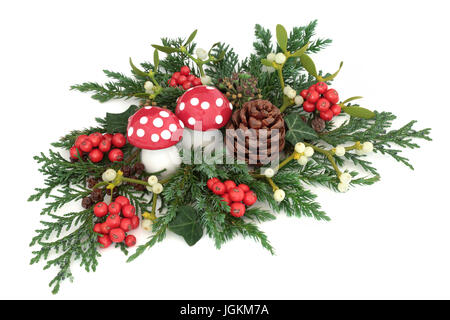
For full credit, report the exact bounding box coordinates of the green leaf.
[153,50,159,71]
[300,54,318,78]
[168,206,203,246]
[276,24,288,52]
[129,58,148,77]
[151,44,179,54]
[184,29,198,46]
[105,105,139,134]
[261,59,274,67]
[343,96,363,104]
[284,113,319,144]
[290,42,310,57]
[322,61,344,82]
[342,105,376,119]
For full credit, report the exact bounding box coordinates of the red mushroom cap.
[175,86,232,131]
[127,106,184,150]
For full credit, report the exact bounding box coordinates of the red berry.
[192,78,202,86]
[169,78,178,87]
[88,132,103,147]
[79,139,93,153]
[172,72,181,80]
[69,146,83,160]
[98,138,112,153]
[221,193,231,206]
[316,98,331,112]
[98,234,112,248]
[230,202,246,218]
[108,149,124,162]
[100,222,111,234]
[108,202,121,215]
[180,66,190,76]
[106,214,121,228]
[182,81,192,90]
[115,196,130,207]
[243,191,257,206]
[300,89,309,99]
[187,74,196,82]
[130,215,140,229]
[303,101,316,113]
[207,178,221,190]
[93,223,103,234]
[122,204,136,218]
[75,135,89,149]
[103,133,113,142]
[315,82,328,94]
[120,218,133,232]
[330,104,342,116]
[177,75,187,85]
[320,109,334,121]
[112,133,126,148]
[125,235,137,248]
[324,89,339,104]
[237,184,250,193]
[88,149,103,163]
[212,182,226,195]
[223,180,236,191]
[229,187,245,202]
[306,90,320,103]
[93,202,108,217]
[109,228,126,243]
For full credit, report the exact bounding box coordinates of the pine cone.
[225,99,285,165]
[311,117,326,133]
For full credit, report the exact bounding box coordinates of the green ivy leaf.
[322,61,344,82]
[168,206,203,246]
[153,50,159,71]
[284,113,319,144]
[261,59,274,67]
[342,105,376,119]
[300,54,318,78]
[105,105,139,134]
[184,30,198,46]
[129,58,148,77]
[276,24,288,52]
[290,42,309,57]
[151,45,179,54]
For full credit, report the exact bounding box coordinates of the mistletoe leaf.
[300,54,318,78]
[290,42,310,57]
[129,58,148,77]
[343,96,363,104]
[284,113,319,144]
[105,105,139,134]
[276,24,288,52]
[184,29,198,46]
[152,44,179,54]
[168,206,203,246]
[261,59,274,67]
[153,50,160,71]
[322,61,344,82]
[342,105,376,119]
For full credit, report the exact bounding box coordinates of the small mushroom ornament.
[127,106,184,177]
[175,86,232,150]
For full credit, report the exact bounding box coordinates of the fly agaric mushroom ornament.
[175,86,233,150]
[127,106,184,177]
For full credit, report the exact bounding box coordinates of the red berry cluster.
[70,133,126,163]
[168,65,202,90]
[300,82,342,121]
[93,196,140,249]
[207,178,258,218]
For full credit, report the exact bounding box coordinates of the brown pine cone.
[86,177,99,189]
[121,165,132,177]
[133,163,145,175]
[82,196,94,209]
[91,188,104,202]
[225,99,285,165]
[311,117,326,133]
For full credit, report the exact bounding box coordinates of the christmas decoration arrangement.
[29,22,431,294]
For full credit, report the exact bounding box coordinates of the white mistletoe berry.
[335,145,346,157]
[142,219,153,231]
[274,189,286,202]
[286,88,296,99]
[102,169,117,182]
[297,155,308,166]
[275,53,286,64]
[295,142,306,154]
[283,86,292,95]
[267,53,276,62]
[144,81,154,94]
[304,146,314,157]
[362,142,374,154]
[152,183,164,194]
[200,75,212,85]
[339,172,352,184]
[337,182,349,193]
[264,168,275,178]
[294,95,304,106]
[195,48,208,61]
[147,175,158,186]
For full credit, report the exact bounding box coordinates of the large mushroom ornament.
[127,106,184,177]
[175,86,233,150]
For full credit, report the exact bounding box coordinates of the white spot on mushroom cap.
[230,103,233,110]
[179,102,185,111]
[201,101,210,110]
[179,120,185,128]
[151,134,159,142]
[137,129,145,137]
[128,127,134,137]
[206,86,215,90]
[159,111,169,118]
[169,124,177,132]
[216,98,223,107]
[140,116,148,124]
[190,98,199,106]
[153,118,163,128]
[161,130,171,140]
[144,106,152,110]
[188,117,196,126]
[215,115,223,125]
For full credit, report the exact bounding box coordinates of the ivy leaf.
[184,30,198,46]
[153,50,159,71]
[290,42,310,57]
[129,58,148,77]
[276,24,288,52]
[168,206,203,246]
[105,105,139,134]
[151,45,179,54]
[342,105,376,119]
[284,113,319,144]
[300,54,318,78]
[322,61,344,82]
[261,59,274,67]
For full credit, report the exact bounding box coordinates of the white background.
[1,0,449,300]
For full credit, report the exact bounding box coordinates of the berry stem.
[151,192,158,216]
[303,142,342,176]
[266,177,279,192]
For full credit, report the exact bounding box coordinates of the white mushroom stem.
[181,128,223,152]
[141,145,182,178]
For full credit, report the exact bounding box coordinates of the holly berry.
[172,72,181,80]
[182,81,192,90]
[169,78,177,87]
[230,202,246,218]
[75,135,89,149]
[130,215,140,229]
[115,196,130,207]
[93,223,103,234]
[320,109,334,122]
[324,89,339,104]
[100,222,111,234]
[187,74,196,82]
[300,89,309,99]
[316,98,330,113]
[108,202,122,215]
[177,75,187,85]
[79,139,93,153]
[243,191,257,206]
[122,204,136,218]
[192,78,202,86]
[94,202,108,217]
[98,234,112,248]
[108,149,124,162]
[88,149,103,163]
[306,90,320,103]
[103,133,113,142]
[221,193,231,206]
[315,82,328,94]
[212,182,227,195]
[98,138,111,153]
[125,235,137,247]
[303,101,316,113]
[120,218,133,232]
[330,104,341,116]
[237,184,250,193]
[106,214,121,228]
[223,180,236,191]
[109,228,126,243]
[112,133,126,148]
[69,146,83,160]
[88,132,103,147]
[229,187,245,202]
[180,66,190,76]
[207,177,221,190]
